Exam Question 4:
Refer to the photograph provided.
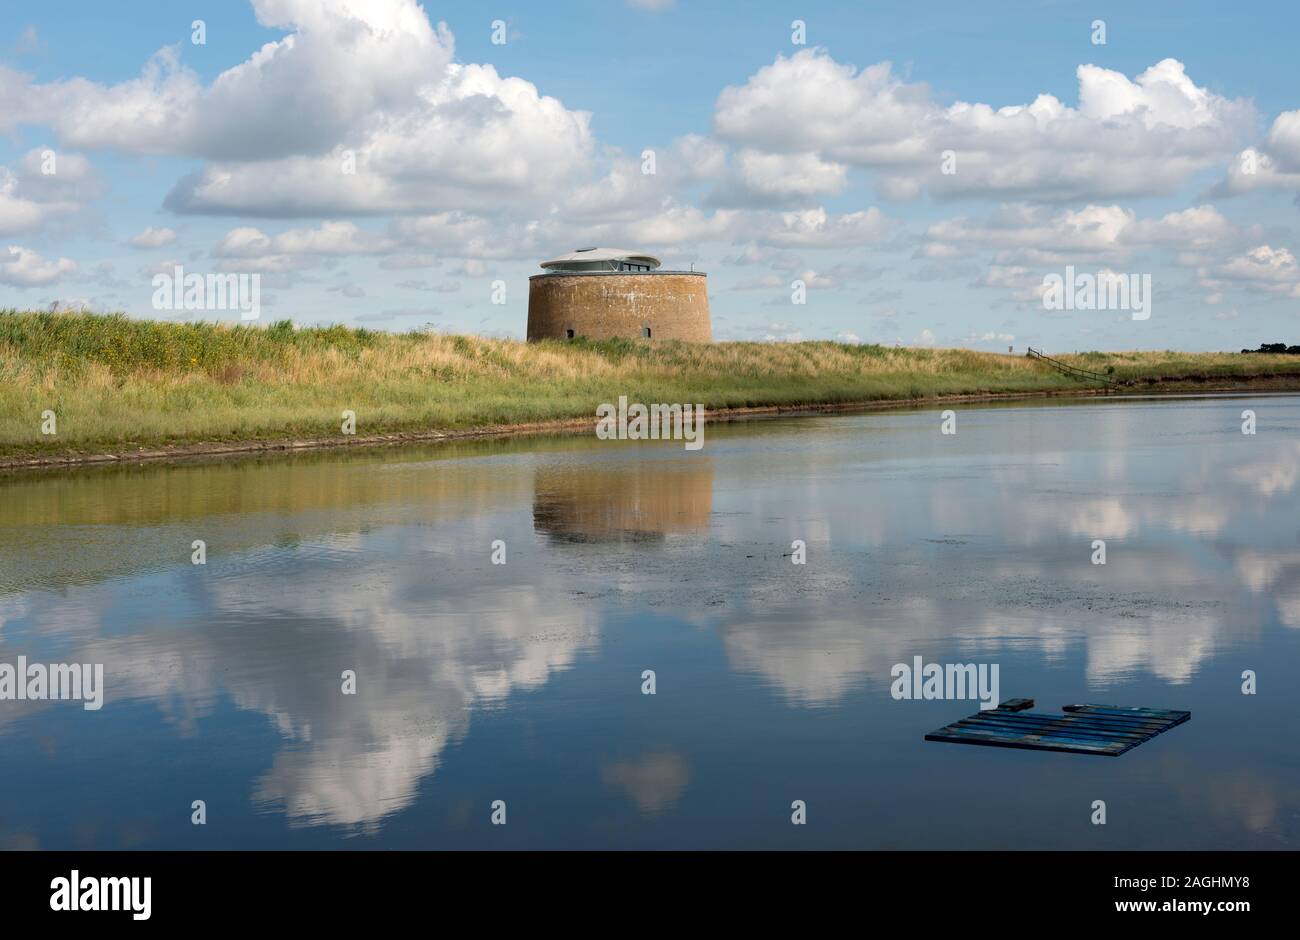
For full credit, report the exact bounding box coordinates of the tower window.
[566,329,575,339]
[642,327,652,339]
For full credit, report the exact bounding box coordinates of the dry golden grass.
[3,309,1298,458]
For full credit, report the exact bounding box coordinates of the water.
[2,394,1298,849]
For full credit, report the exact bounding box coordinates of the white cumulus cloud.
[713,50,1255,202]
[0,245,77,286]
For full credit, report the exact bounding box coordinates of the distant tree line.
[1241,343,1300,354]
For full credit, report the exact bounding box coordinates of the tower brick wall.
[526,272,711,342]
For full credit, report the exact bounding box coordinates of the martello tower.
[526,248,711,342]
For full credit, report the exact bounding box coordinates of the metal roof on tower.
[539,247,662,270]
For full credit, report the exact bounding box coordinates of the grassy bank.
[4,309,1300,462]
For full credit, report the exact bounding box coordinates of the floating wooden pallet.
[924,700,1190,756]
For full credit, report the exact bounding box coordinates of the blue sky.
[2,0,1299,350]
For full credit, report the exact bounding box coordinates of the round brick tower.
[526,247,711,342]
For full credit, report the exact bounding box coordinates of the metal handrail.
[1026,347,1117,385]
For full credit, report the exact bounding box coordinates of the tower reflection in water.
[532,457,714,544]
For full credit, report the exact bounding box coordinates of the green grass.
[3,309,1299,459]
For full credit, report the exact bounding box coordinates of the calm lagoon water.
[2,394,1298,849]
